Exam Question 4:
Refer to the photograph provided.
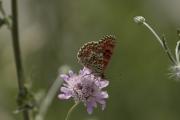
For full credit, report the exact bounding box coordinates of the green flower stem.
[0,0,5,16]
[175,41,180,64]
[177,29,180,40]
[143,22,176,64]
[35,77,63,120]
[65,102,79,120]
[11,0,30,120]
[134,16,176,64]
[162,35,177,65]
[143,22,164,48]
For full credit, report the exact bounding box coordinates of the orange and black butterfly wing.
[98,35,115,72]
[77,35,116,76]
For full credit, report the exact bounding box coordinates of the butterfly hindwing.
[99,35,115,70]
[77,35,116,76]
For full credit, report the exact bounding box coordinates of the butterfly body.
[77,35,116,76]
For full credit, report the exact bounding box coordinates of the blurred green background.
[1,0,180,120]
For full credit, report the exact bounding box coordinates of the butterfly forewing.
[77,35,116,76]
[99,35,115,70]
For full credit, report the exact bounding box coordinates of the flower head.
[170,64,180,80]
[133,16,146,25]
[169,41,180,80]
[58,67,109,114]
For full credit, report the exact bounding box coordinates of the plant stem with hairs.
[11,0,30,120]
[133,16,176,65]
[133,16,180,80]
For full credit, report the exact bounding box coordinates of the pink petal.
[58,94,71,99]
[89,99,97,108]
[97,99,106,104]
[99,91,109,98]
[98,80,109,88]
[60,87,72,94]
[86,103,93,114]
[60,74,69,81]
[101,103,106,110]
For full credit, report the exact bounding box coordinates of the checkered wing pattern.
[77,35,115,76]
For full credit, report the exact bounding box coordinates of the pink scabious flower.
[58,67,109,114]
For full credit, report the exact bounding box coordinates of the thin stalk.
[0,0,5,16]
[143,22,176,64]
[161,36,177,65]
[143,22,164,47]
[175,41,180,64]
[35,77,63,120]
[65,102,79,120]
[11,0,29,120]
[177,29,180,40]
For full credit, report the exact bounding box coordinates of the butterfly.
[77,35,116,77]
